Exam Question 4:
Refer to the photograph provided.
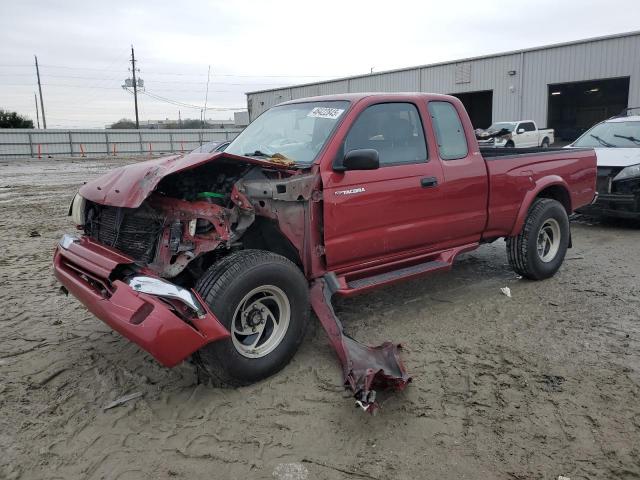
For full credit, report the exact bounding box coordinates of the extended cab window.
[428,101,468,160]
[344,103,427,165]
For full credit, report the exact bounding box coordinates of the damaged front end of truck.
[56,151,410,412]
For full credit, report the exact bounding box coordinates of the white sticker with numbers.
[307,107,345,119]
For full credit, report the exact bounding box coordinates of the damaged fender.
[309,276,411,413]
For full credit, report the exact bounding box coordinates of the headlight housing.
[613,163,640,182]
[69,193,86,226]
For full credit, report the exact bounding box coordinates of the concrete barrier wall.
[0,128,243,158]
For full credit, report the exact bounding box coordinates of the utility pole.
[202,65,211,129]
[34,93,40,129]
[34,55,46,129]
[178,110,182,127]
[130,45,140,129]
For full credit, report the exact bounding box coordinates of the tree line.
[109,118,232,129]
[0,110,34,128]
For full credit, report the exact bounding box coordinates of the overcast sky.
[0,0,638,128]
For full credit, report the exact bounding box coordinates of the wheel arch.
[240,217,303,269]
[510,177,572,237]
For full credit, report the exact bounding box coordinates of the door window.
[520,122,536,132]
[428,101,469,160]
[344,103,427,166]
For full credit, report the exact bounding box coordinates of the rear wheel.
[193,250,309,386]
[506,198,570,280]
[541,138,550,148]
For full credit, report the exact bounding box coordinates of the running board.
[329,243,479,297]
[347,259,449,291]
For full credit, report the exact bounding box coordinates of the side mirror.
[517,128,525,134]
[335,149,379,171]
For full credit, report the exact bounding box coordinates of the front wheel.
[506,198,570,280]
[193,250,309,386]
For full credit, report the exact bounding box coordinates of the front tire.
[193,250,309,387]
[506,198,570,280]
[505,140,515,148]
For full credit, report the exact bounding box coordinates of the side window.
[520,122,535,132]
[344,103,427,165]
[427,101,469,160]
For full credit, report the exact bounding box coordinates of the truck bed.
[480,147,597,238]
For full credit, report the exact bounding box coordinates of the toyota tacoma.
[54,93,597,412]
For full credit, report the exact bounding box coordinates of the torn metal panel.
[79,152,297,209]
[309,277,411,413]
[238,172,320,275]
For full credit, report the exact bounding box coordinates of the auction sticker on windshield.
[307,107,345,119]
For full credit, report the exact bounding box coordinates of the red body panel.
[483,152,597,237]
[53,237,229,367]
[319,95,489,271]
[313,93,596,277]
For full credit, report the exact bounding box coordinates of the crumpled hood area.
[79,152,293,208]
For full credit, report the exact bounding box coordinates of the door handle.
[421,177,438,188]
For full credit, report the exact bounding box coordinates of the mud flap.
[309,277,411,413]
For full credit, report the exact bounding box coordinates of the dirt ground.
[1,157,639,480]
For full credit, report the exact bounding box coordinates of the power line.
[125,87,244,111]
[0,83,126,89]
[0,72,294,87]
[0,83,261,95]
[0,63,344,78]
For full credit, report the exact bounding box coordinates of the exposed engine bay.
[81,157,313,285]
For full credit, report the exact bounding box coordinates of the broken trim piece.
[309,276,411,413]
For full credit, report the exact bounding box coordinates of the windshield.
[573,120,640,148]
[487,122,516,132]
[225,101,350,164]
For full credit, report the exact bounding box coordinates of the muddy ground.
[0,157,638,480]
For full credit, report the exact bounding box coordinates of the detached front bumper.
[53,235,229,367]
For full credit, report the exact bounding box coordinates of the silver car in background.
[568,109,640,219]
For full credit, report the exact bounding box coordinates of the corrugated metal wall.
[0,128,243,159]
[522,34,640,125]
[247,32,640,126]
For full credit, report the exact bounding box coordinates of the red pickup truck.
[54,93,596,411]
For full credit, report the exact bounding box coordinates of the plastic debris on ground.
[103,391,143,410]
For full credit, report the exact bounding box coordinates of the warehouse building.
[246,31,640,140]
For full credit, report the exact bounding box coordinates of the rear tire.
[506,198,570,280]
[193,250,309,387]
[541,138,550,148]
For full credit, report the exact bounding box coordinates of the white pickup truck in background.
[477,120,554,148]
